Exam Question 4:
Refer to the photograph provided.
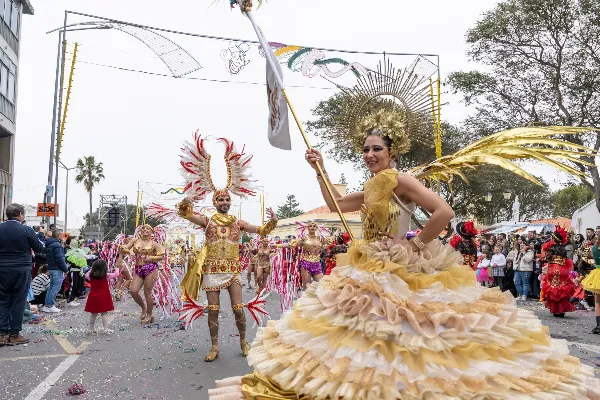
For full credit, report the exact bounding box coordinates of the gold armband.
[118,245,129,254]
[257,219,277,238]
[176,198,194,219]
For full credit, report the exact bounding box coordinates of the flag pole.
[244,11,354,240]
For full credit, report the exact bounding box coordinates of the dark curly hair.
[90,259,108,280]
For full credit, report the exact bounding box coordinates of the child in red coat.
[85,260,119,334]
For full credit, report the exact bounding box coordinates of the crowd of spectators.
[0,203,99,346]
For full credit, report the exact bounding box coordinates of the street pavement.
[1,291,599,400]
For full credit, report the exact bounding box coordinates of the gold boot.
[204,305,220,362]
[204,345,219,362]
[240,339,250,357]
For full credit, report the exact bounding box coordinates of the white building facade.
[0,0,34,221]
[572,200,600,235]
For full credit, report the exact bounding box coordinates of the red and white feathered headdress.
[179,131,257,205]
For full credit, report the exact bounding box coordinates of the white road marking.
[570,342,600,354]
[24,355,79,400]
[22,311,121,399]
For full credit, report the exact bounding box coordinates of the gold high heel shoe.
[140,309,147,322]
[240,339,250,357]
[204,345,219,362]
[141,314,154,324]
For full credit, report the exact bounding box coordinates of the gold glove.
[176,198,194,219]
[257,219,277,238]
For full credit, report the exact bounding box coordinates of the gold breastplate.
[361,199,401,242]
[204,217,241,260]
[202,216,242,275]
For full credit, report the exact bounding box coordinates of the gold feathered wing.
[408,126,597,186]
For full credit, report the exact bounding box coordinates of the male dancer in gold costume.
[176,135,277,362]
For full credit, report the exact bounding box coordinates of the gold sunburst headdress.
[332,57,435,158]
[179,131,257,205]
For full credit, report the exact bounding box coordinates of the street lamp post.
[484,192,492,225]
[59,161,75,232]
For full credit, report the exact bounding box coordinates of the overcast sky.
[13,0,505,228]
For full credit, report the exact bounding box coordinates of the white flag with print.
[265,45,291,150]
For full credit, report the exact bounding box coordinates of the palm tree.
[75,156,105,224]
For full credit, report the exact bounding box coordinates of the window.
[7,72,14,103]
[0,65,8,97]
[9,1,17,36]
[3,0,9,24]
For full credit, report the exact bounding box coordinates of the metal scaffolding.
[98,194,128,240]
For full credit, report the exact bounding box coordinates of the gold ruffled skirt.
[208,240,600,400]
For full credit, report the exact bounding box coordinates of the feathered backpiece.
[409,126,596,187]
[145,203,218,223]
[179,132,257,202]
[296,221,330,239]
[146,203,187,223]
[250,234,263,249]
[218,137,257,199]
[180,131,216,201]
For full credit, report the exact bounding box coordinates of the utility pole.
[44,20,67,225]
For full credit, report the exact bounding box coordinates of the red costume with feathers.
[540,226,575,315]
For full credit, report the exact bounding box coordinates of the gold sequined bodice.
[361,169,412,242]
[205,216,241,261]
[133,242,156,256]
[361,200,401,242]
[300,237,323,263]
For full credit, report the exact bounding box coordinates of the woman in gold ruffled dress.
[208,122,600,399]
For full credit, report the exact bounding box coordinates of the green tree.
[75,156,105,224]
[448,0,600,210]
[276,194,303,220]
[551,185,594,217]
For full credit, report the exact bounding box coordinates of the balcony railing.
[0,168,10,186]
[0,94,14,122]
[0,18,17,56]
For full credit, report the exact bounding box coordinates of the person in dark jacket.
[42,230,68,313]
[0,203,45,346]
